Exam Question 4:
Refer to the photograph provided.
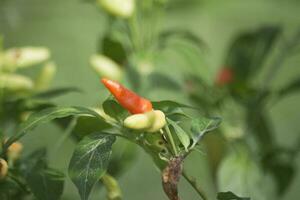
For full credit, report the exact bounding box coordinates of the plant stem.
[182,171,208,200]
[52,117,77,153]
[164,125,179,156]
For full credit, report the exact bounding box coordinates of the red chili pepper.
[215,67,234,86]
[101,78,153,114]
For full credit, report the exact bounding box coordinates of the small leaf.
[26,169,65,200]
[190,117,221,145]
[167,119,190,151]
[4,106,103,150]
[102,99,128,121]
[68,133,116,200]
[217,191,250,200]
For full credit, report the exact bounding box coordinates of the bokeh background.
[1,0,300,199]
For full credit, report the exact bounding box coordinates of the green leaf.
[190,117,221,145]
[167,119,190,151]
[147,72,181,91]
[102,99,128,121]
[73,116,112,140]
[217,147,276,200]
[217,191,250,200]
[101,35,127,65]
[262,149,295,195]
[26,169,65,200]
[107,139,137,176]
[23,148,64,200]
[68,133,116,200]
[23,148,47,170]
[226,26,281,82]
[4,106,103,150]
[246,108,274,152]
[152,100,194,117]
[32,87,82,99]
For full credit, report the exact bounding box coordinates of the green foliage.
[72,116,112,139]
[68,133,116,200]
[190,116,221,147]
[262,149,296,195]
[3,106,103,152]
[152,100,193,117]
[217,147,276,200]
[103,99,128,122]
[217,191,250,200]
[101,35,127,65]
[26,169,64,200]
[226,26,281,83]
[167,118,190,151]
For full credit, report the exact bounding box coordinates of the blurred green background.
[1,0,300,199]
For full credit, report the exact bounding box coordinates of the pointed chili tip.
[101,78,109,85]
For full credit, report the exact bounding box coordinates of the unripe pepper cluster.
[0,140,23,180]
[102,78,166,132]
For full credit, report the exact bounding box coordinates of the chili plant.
[89,0,203,95]
[2,76,233,200]
[0,40,80,199]
[184,26,300,200]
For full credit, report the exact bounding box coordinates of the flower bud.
[0,158,8,180]
[90,54,123,81]
[7,141,23,161]
[34,61,56,91]
[146,110,166,133]
[124,111,155,130]
[0,74,34,92]
[97,0,135,18]
[3,47,50,70]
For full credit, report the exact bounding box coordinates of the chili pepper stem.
[164,125,179,156]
